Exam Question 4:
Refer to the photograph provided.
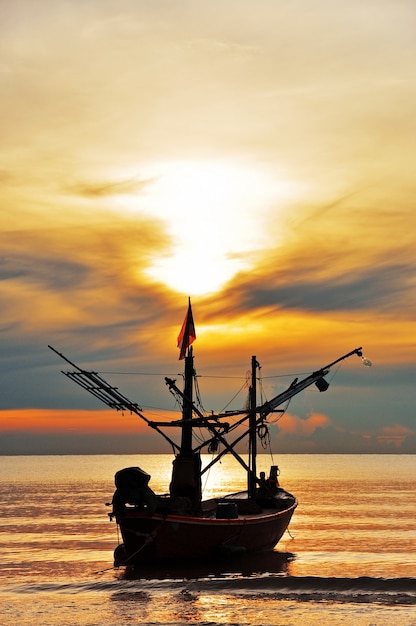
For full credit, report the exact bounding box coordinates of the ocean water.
[1,454,415,625]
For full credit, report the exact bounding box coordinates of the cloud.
[65,176,155,199]
[0,250,89,290]
[249,263,414,314]
[275,412,331,437]
[216,252,416,322]
[272,424,416,454]
[0,430,170,455]
[0,212,170,306]
[216,188,416,316]
[376,423,414,446]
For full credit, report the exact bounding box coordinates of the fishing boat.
[49,301,366,568]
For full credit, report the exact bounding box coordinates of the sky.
[1,0,415,455]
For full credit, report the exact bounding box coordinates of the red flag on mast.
[177,299,196,360]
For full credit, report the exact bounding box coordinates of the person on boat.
[267,466,280,491]
[258,471,269,496]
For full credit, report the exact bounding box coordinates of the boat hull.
[114,494,297,566]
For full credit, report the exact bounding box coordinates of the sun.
[146,247,244,296]
[119,159,302,295]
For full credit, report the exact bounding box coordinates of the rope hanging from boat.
[193,372,205,413]
[255,366,272,448]
[257,422,271,448]
[116,519,166,567]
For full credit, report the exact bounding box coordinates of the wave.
[7,575,416,606]
[185,575,416,605]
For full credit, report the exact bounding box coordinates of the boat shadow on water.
[116,550,296,581]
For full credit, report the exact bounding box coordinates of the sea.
[1,454,415,626]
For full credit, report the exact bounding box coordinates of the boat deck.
[201,489,296,520]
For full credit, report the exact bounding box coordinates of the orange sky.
[1,0,415,454]
[1,409,143,434]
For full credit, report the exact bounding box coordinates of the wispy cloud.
[65,176,155,198]
[225,261,415,314]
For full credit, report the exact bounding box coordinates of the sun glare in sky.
[115,160,303,295]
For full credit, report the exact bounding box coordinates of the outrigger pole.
[260,347,364,415]
[48,345,181,453]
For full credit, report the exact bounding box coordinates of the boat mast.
[248,355,258,498]
[180,347,194,456]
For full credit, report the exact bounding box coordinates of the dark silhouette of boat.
[49,300,365,567]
